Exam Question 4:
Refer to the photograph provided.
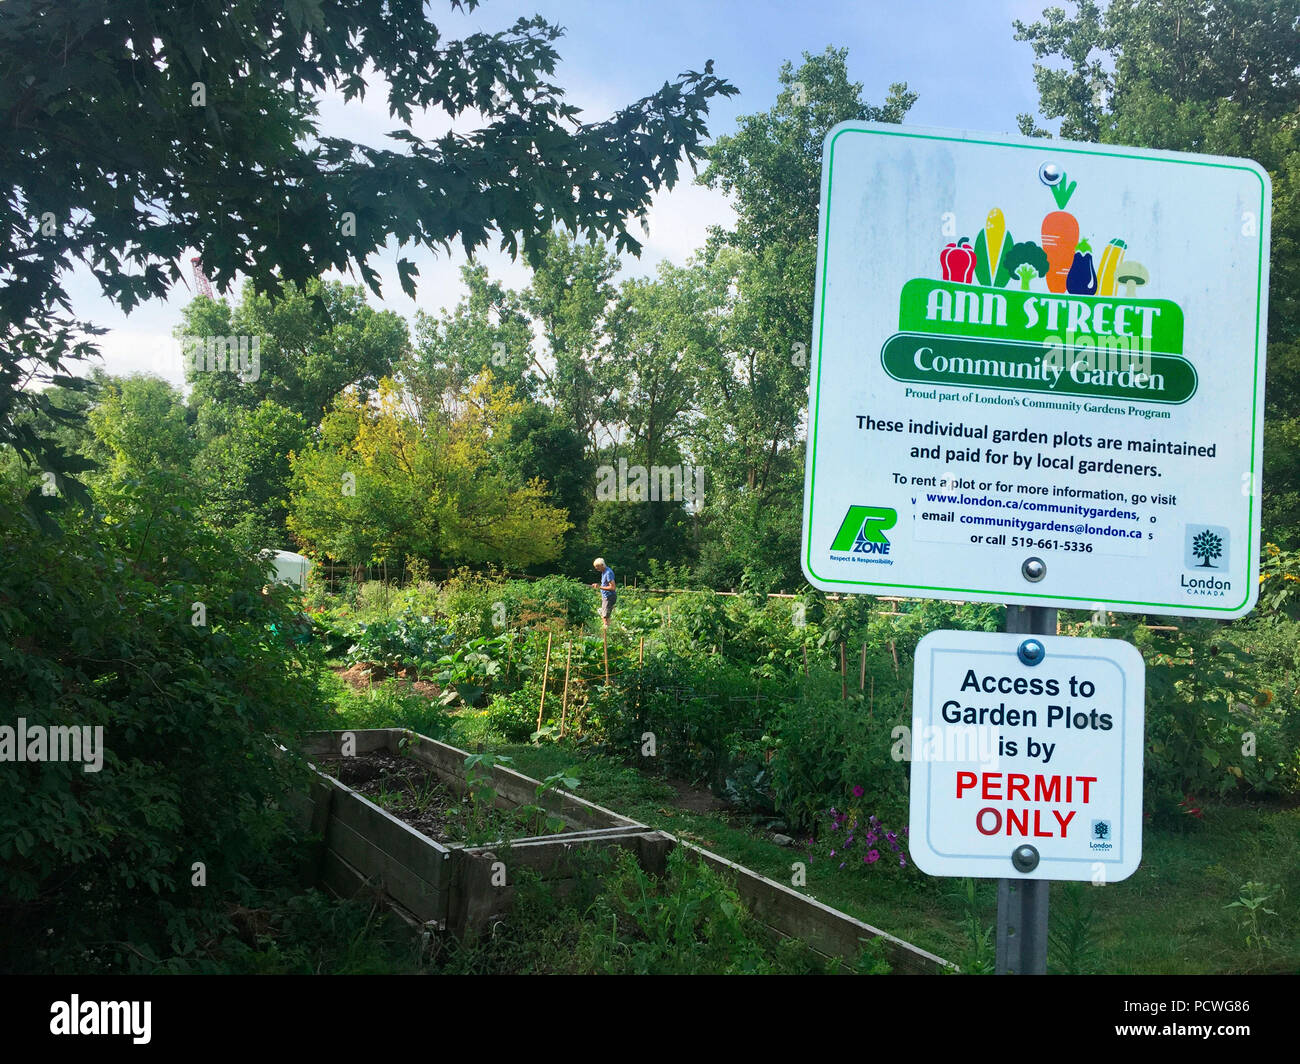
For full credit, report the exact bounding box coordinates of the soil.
[662,776,730,814]
[333,663,441,700]
[320,750,472,844]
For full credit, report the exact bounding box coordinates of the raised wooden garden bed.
[294,728,951,972]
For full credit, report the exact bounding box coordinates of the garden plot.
[298,728,666,936]
[295,728,952,972]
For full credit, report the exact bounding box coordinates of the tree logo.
[1184,525,1229,572]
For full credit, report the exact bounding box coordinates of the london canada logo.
[830,506,898,565]
[1089,819,1114,852]
[1182,524,1231,596]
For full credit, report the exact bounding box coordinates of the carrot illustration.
[1040,210,1079,294]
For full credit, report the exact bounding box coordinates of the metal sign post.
[996,601,1056,974]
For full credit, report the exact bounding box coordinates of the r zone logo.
[831,506,898,556]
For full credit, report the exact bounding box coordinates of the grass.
[435,717,1299,975]
[319,658,1299,975]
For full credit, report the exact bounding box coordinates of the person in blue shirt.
[591,557,616,629]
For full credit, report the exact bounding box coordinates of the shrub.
[501,575,596,631]
[0,472,326,973]
[769,682,911,832]
[326,676,452,740]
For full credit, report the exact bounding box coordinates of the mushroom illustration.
[1116,261,1149,298]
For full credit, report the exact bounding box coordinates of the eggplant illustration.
[1065,238,1098,295]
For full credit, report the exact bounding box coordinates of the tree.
[404,264,539,424]
[1014,0,1300,544]
[192,400,311,551]
[86,375,198,482]
[180,279,411,425]
[695,49,915,585]
[524,232,624,452]
[1,0,735,523]
[287,375,569,568]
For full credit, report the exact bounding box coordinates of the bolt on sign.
[908,630,1144,882]
[801,122,1272,617]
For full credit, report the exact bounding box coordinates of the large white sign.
[908,630,1144,882]
[801,122,1271,617]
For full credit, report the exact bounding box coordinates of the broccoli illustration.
[1003,240,1050,291]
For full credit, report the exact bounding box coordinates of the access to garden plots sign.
[908,630,1144,882]
[801,122,1272,618]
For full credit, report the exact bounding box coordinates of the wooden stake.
[536,631,553,737]
[559,641,572,737]
[890,639,899,676]
[603,628,610,686]
[638,635,645,667]
[859,642,866,692]
[840,642,847,701]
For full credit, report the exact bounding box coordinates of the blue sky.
[71,0,1060,384]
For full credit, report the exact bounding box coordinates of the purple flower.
[866,849,880,863]
[852,785,864,798]
[830,850,836,857]
[865,832,877,845]
[886,831,897,843]
[899,856,907,868]
[903,826,910,836]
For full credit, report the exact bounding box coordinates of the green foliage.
[191,399,310,551]
[182,278,409,424]
[501,575,597,631]
[2,0,735,520]
[768,686,911,832]
[436,847,852,975]
[607,649,770,789]
[0,472,327,972]
[1225,880,1282,967]
[485,683,547,743]
[86,374,197,481]
[1049,882,1102,975]
[325,677,453,741]
[345,610,454,672]
[952,878,996,975]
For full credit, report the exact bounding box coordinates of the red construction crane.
[190,255,214,298]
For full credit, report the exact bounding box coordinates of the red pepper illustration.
[940,239,977,284]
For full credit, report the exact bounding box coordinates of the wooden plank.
[398,731,640,830]
[461,824,652,851]
[325,817,448,926]
[449,832,668,937]
[326,780,452,887]
[680,842,953,974]
[304,728,397,759]
[318,851,429,931]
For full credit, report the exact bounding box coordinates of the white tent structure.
[261,549,312,590]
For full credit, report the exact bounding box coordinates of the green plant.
[1049,882,1101,974]
[1226,880,1281,967]
[514,769,581,836]
[0,471,330,973]
[463,752,513,844]
[952,878,995,975]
